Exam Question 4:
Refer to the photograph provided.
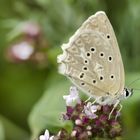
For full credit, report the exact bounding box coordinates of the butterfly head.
[123,87,133,99]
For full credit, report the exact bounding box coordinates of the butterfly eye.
[124,88,133,98]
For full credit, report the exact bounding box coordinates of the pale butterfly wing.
[58,11,125,99]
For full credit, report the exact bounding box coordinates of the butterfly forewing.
[58,11,125,99]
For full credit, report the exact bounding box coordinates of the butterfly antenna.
[133,88,140,91]
[127,77,140,87]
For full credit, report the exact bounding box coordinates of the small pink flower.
[39,129,54,140]
[10,41,34,60]
[84,102,98,119]
[22,21,40,37]
[63,86,81,106]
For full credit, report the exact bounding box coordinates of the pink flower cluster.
[39,86,122,140]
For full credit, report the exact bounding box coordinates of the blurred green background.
[0,0,140,140]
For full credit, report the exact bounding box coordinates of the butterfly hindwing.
[58,11,124,98]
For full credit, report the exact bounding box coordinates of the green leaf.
[124,129,140,140]
[0,63,48,129]
[28,71,72,139]
[0,120,5,140]
[0,115,29,140]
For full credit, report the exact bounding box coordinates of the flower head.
[39,87,123,140]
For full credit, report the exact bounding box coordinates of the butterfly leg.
[108,100,120,120]
[85,96,92,103]
[115,104,122,120]
[91,96,102,105]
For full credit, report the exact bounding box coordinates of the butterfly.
[57,11,133,108]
